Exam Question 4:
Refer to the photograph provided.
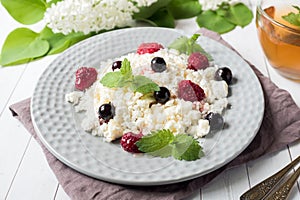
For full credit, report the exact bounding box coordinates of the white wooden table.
[1,2,300,200]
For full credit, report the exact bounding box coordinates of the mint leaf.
[136,129,204,161]
[168,34,213,60]
[168,36,189,52]
[1,0,47,25]
[120,58,133,78]
[187,34,200,54]
[147,145,173,157]
[172,134,203,161]
[132,75,160,94]
[172,134,194,158]
[100,58,159,94]
[136,129,174,152]
[100,72,123,87]
[100,58,133,88]
[0,28,49,66]
[134,82,160,94]
[282,6,300,27]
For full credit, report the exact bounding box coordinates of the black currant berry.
[98,103,115,120]
[205,112,224,130]
[112,61,122,71]
[215,67,232,84]
[154,87,170,104]
[151,57,166,72]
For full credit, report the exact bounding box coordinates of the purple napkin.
[9,29,300,200]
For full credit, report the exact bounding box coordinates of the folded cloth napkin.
[9,29,300,200]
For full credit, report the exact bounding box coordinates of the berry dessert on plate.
[65,34,233,161]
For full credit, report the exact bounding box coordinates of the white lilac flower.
[199,0,240,11]
[44,0,158,35]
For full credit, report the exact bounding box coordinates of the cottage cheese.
[66,48,229,142]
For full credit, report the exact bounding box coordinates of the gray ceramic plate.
[31,27,264,185]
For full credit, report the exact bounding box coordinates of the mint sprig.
[136,129,204,161]
[282,6,300,27]
[168,34,213,60]
[100,58,160,94]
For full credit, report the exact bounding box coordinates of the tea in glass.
[256,0,300,80]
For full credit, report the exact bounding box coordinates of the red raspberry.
[75,67,98,91]
[120,132,143,153]
[178,80,206,102]
[187,52,209,71]
[137,43,164,54]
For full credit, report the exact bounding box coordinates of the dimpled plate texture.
[31,27,264,186]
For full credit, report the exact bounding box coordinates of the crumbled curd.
[66,48,229,142]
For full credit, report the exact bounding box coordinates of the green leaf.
[1,0,47,25]
[197,10,236,34]
[39,27,92,55]
[134,82,160,94]
[0,57,32,66]
[99,58,158,94]
[217,3,253,27]
[137,129,204,161]
[294,6,300,12]
[133,0,172,19]
[136,129,174,153]
[282,6,300,27]
[168,0,201,19]
[168,36,189,52]
[120,58,133,78]
[100,72,123,88]
[172,134,203,161]
[0,26,93,66]
[146,8,175,28]
[0,28,49,66]
[100,58,134,88]
[147,144,173,157]
[187,34,201,55]
[132,75,160,94]
[168,34,213,60]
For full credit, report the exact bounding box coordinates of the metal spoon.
[240,155,300,200]
[264,166,300,200]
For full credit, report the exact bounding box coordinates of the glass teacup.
[256,0,300,80]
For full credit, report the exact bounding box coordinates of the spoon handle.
[265,166,300,200]
[240,155,300,200]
